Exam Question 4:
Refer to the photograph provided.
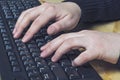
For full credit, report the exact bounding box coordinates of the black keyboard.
[0,0,102,80]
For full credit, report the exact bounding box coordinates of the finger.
[22,7,57,42]
[40,42,50,51]
[13,8,40,38]
[40,37,63,58]
[51,38,81,62]
[40,33,80,57]
[13,5,47,38]
[41,32,83,51]
[72,50,97,66]
[13,7,38,34]
[47,15,74,35]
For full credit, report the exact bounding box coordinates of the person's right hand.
[40,30,120,66]
[13,2,81,42]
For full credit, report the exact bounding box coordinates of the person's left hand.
[13,2,81,42]
[40,30,120,66]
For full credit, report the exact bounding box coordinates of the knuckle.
[79,30,89,33]
[26,30,34,36]
[47,5,55,12]
[20,19,29,27]
[19,25,25,30]
[82,53,91,62]
[21,13,33,23]
[47,41,53,49]
[47,44,54,52]
[24,15,31,20]
[24,11,33,19]
[32,17,41,26]
[73,59,81,66]
[56,50,62,55]
[43,3,55,12]
[21,11,26,15]
[73,61,80,66]
[22,8,32,15]
[53,23,62,31]
[42,2,50,6]
[18,23,27,29]
[21,9,29,15]
[59,34,66,39]
[65,38,77,45]
[26,11,32,16]
[68,13,73,19]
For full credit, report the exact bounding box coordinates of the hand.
[40,30,120,66]
[13,2,81,42]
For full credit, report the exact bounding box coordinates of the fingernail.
[40,51,46,58]
[48,26,56,35]
[72,61,75,67]
[51,56,57,62]
[22,35,28,42]
[40,46,46,51]
[13,28,16,34]
[72,61,78,67]
[13,33,18,38]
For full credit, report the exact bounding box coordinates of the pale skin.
[13,2,120,66]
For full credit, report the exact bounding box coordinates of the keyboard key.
[39,66,55,80]
[12,66,20,72]
[49,62,69,80]
[65,67,81,80]
[9,55,16,61]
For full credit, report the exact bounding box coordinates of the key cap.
[49,62,68,80]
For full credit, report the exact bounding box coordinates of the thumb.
[47,21,64,35]
[47,15,74,35]
[72,50,97,66]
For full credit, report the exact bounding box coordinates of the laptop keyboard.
[0,0,102,80]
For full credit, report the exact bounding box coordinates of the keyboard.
[0,0,102,80]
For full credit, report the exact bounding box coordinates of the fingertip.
[13,33,19,39]
[22,38,27,43]
[51,56,57,62]
[72,58,83,67]
[72,61,79,67]
[40,47,44,51]
[41,42,50,51]
[72,61,76,67]
[22,36,28,43]
[40,46,46,51]
[47,25,56,35]
[22,34,30,43]
[12,28,17,34]
[40,51,46,58]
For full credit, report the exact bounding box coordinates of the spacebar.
[51,63,68,80]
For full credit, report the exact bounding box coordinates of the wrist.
[62,2,81,16]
